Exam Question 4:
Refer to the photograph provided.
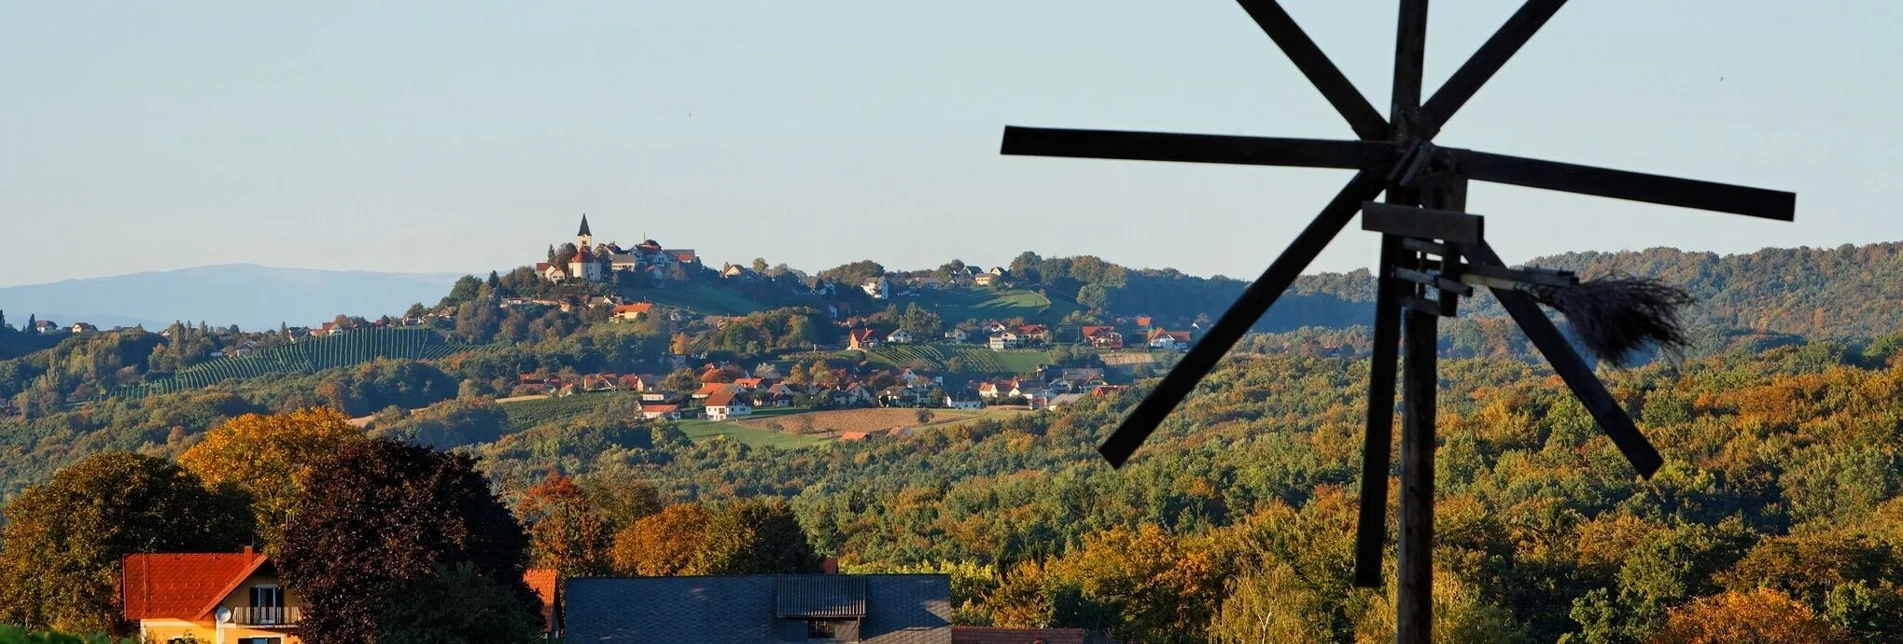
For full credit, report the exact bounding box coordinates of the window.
[807,619,840,640]
[237,639,281,644]
[249,585,283,608]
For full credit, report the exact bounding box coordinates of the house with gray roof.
[564,574,953,643]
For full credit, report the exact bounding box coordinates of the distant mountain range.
[0,264,463,331]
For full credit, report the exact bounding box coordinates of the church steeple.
[576,213,594,249]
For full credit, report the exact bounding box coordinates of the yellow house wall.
[138,570,304,644]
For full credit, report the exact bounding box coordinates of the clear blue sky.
[2,1,1893,287]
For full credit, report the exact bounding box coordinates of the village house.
[720,264,755,280]
[71,322,100,334]
[834,382,877,407]
[1147,328,1194,350]
[638,403,683,420]
[122,549,559,644]
[31,319,61,334]
[1016,324,1050,344]
[987,331,1022,351]
[885,329,914,345]
[1080,325,1124,349]
[944,390,984,410]
[704,389,753,421]
[861,276,893,300]
[943,328,970,343]
[848,328,882,351]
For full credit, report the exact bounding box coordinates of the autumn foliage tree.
[0,453,252,635]
[612,503,712,576]
[701,498,823,575]
[276,439,538,643]
[516,472,616,577]
[177,407,365,545]
[1652,589,1852,644]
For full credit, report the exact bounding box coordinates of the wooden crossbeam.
[1361,203,1484,244]
[1464,151,1796,221]
[999,127,1391,170]
[1236,0,1389,140]
[1097,168,1391,467]
[1466,242,1665,477]
[1420,0,1569,135]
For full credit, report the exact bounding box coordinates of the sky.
[3,1,1896,288]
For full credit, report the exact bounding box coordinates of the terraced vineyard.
[111,327,469,399]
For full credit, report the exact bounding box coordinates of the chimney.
[822,557,839,575]
[242,545,254,556]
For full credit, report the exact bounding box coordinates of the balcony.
[230,606,301,627]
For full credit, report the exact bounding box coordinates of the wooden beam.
[1000,127,1391,170]
[1392,267,1473,297]
[1354,236,1404,588]
[1464,151,1796,221]
[1388,0,1430,137]
[1236,0,1390,140]
[1467,241,1665,477]
[1362,202,1484,244]
[1420,0,1568,135]
[1098,168,1390,467]
[1397,303,1438,644]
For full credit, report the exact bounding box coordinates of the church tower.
[577,214,594,249]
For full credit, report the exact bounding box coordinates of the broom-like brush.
[1528,276,1695,367]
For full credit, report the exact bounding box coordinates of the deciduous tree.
[0,453,252,635]
[612,503,712,576]
[516,472,616,577]
[277,439,534,644]
[177,407,366,545]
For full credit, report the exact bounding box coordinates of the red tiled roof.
[641,404,679,413]
[705,390,748,407]
[525,568,558,632]
[122,549,268,621]
[613,303,653,315]
[951,626,1087,644]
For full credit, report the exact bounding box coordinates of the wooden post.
[1395,173,1466,644]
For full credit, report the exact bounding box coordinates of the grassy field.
[917,288,1078,325]
[847,343,1052,375]
[636,282,767,316]
[675,409,830,449]
[500,394,827,449]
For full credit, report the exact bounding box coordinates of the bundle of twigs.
[1529,276,1695,367]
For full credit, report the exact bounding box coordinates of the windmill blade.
[1467,242,1664,477]
[1354,239,1405,588]
[1420,0,1568,134]
[1098,168,1390,466]
[1001,127,1392,170]
[1235,0,1390,140]
[1464,151,1796,221]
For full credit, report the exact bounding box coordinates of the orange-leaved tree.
[612,503,712,576]
[178,407,367,545]
[515,472,616,577]
[1651,588,1852,644]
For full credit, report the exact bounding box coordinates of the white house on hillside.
[861,276,892,300]
[704,390,753,421]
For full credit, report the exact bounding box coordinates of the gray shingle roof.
[566,574,952,643]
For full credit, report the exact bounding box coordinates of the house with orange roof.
[1080,325,1123,349]
[612,302,654,322]
[123,547,561,643]
[1147,327,1193,350]
[846,327,882,350]
[121,547,303,644]
[703,389,753,421]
